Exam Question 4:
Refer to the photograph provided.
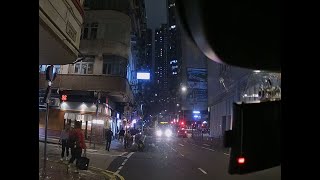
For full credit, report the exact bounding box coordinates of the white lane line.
[124,159,128,162]
[202,147,215,152]
[143,135,146,142]
[171,147,177,152]
[121,162,126,166]
[203,144,210,147]
[118,166,123,170]
[180,153,184,157]
[126,152,135,158]
[165,143,169,146]
[198,168,207,174]
[224,153,230,156]
[190,143,200,147]
[179,143,184,147]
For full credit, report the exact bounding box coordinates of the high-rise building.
[166,0,181,112]
[155,24,168,106]
[146,28,153,77]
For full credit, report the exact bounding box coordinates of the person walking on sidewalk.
[105,128,113,151]
[59,125,70,161]
[124,130,132,149]
[118,128,125,143]
[68,122,86,173]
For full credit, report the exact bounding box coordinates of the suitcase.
[76,156,90,170]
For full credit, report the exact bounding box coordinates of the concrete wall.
[39,73,133,103]
[39,0,84,64]
[80,10,131,60]
[207,60,252,137]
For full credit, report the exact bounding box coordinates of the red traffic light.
[237,157,245,164]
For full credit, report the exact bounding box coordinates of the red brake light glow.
[237,157,245,164]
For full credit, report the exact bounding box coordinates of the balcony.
[39,0,84,65]
[39,73,133,103]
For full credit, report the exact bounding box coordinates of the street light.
[181,86,187,92]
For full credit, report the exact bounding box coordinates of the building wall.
[80,10,131,60]
[39,108,65,133]
[93,55,103,74]
[39,0,84,64]
[207,60,280,137]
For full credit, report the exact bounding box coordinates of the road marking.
[190,143,200,147]
[202,147,215,152]
[203,144,210,147]
[179,143,184,147]
[115,169,121,175]
[180,153,184,157]
[143,135,146,142]
[198,168,208,174]
[86,152,127,157]
[224,153,230,156]
[126,152,134,158]
[119,152,127,156]
[115,152,135,175]
[171,147,177,152]
[165,143,169,146]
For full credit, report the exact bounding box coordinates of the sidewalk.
[39,137,128,180]
[39,136,127,153]
[39,159,112,180]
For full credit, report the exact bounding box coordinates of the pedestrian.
[124,130,131,149]
[105,128,113,151]
[68,121,86,173]
[118,128,125,143]
[59,125,70,161]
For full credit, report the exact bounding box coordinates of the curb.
[91,166,125,180]
[44,159,121,180]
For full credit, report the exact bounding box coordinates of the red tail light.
[237,157,245,164]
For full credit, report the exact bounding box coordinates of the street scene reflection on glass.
[39,0,281,179]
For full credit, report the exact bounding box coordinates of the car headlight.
[156,130,162,137]
[165,129,172,137]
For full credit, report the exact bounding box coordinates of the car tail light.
[237,157,245,164]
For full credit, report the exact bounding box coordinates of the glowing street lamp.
[181,86,187,92]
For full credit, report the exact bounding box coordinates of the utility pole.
[42,65,56,178]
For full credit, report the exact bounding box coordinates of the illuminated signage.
[137,72,150,80]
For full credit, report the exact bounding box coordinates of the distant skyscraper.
[167,0,181,111]
[155,24,168,102]
[146,28,153,78]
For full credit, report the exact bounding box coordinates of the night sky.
[145,0,167,30]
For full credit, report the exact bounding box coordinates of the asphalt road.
[107,136,281,180]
